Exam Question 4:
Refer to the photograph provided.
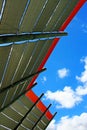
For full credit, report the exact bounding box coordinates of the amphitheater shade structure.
[0,0,86,129]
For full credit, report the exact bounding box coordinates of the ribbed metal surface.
[0,0,85,129]
[0,0,79,34]
[0,94,52,130]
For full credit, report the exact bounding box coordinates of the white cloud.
[47,113,87,130]
[76,57,87,96]
[45,86,82,109]
[76,57,87,83]
[81,23,87,33]
[45,57,87,109]
[76,83,87,96]
[41,76,47,83]
[74,16,87,34]
[46,120,57,130]
[57,68,69,79]
[43,76,47,81]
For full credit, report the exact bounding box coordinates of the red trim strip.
[26,0,86,120]
[27,0,86,89]
[60,0,86,31]
[26,90,53,120]
[27,38,60,89]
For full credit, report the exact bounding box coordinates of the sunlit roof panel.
[19,0,46,33]
[54,0,79,31]
[0,43,26,89]
[33,0,60,32]
[0,94,53,130]
[0,0,86,129]
[0,0,28,34]
[0,0,3,12]
[44,0,69,31]
[0,45,12,85]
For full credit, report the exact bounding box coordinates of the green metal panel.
[0,79,32,110]
[2,107,23,122]
[19,0,46,32]
[37,121,46,129]
[2,85,19,107]
[22,119,34,129]
[20,40,52,79]
[11,82,25,100]
[2,82,26,109]
[12,42,35,83]
[0,125,8,130]
[34,126,41,130]
[22,41,45,77]
[18,125,26,130]
[54,0,79,30]
[0,90,7,109]
[17,126,26,130]
[0,113,17,129]
[42,115,50,124]
[0,0,3,12]
[0,45,11,84]
[0,77,37,110]
[30,40,52,74]
[19,78,32,93]
[33,0,60,32]
[1,43,26,89]
[0,0,28,34]
[0,1,80,129]
[32,107,42,117]
[0,94,53,130]
[20,95,34,109]
[27,112,38,123]
[44,0,69,31]
[11,101,28,116]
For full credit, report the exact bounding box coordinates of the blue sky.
[33,2,87,130]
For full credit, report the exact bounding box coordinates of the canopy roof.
[1,90,56,130]
[0,0,81,34]
[0,0,86,129]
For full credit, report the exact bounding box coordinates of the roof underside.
[0,0,80,34]
[0,0,86,129]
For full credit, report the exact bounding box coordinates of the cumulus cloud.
[76,83,87,96]
[76,57,87,83]
[47,113,87,130]
[45,57,87,109]
[45,86,82,109]
[76,57,87,96]
[57,68,69,79]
